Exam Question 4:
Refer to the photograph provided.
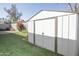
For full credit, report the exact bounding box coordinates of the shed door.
[35,18,56,51]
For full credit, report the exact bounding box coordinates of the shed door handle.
[42,32,44,35]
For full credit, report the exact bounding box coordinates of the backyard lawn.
[0,31,60,56]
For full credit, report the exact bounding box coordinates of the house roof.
[27,10,76,22]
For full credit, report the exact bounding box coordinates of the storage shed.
[27,10,79,56]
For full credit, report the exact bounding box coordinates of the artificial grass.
[0,31,60,56]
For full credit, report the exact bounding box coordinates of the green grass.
[0,31,60,56]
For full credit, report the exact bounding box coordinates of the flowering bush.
[16,20,25,31]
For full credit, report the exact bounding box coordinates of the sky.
[0,3,69,21]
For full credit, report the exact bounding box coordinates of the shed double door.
[35,18,56,51]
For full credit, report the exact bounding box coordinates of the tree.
[67,3,79,13]
[4,4,22,22]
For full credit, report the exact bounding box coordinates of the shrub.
[16,20,25,31]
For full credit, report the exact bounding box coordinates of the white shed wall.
[28,11,78,56]
[28,21,34,44]
[57,14,77,56]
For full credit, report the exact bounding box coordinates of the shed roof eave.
[27,10,76,22]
